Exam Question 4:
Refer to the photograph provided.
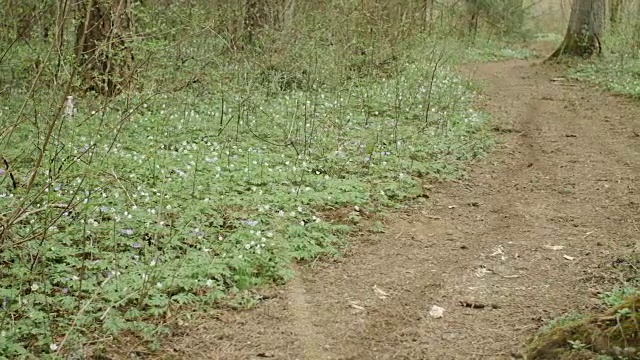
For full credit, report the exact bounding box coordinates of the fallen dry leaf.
[490,245,505,257]
[256,352,275,358]
[373,285,389,299]
[501,274,520,279]
[459,301,500,309]
[475,267,491,278]
[429,305,445,319]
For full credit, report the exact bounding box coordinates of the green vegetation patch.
[569,57,640,99]
[525,295,640,360]
[0,34,492,359]
[464,42,536,63]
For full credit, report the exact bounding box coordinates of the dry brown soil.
[143,49,640,359]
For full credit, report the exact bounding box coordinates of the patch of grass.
[434,34,537,64]
[540,313,586,334]
[526,295,640,360]
[533,32,563,43]
[600,285,640,308]
[569,57,640,99]
[529,252,639,360]
[536,286,639,336]
[464,42,536,63]
[567,16,640,99]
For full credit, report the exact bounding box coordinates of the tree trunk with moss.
[75,0,133,96]
[548,0,604,59]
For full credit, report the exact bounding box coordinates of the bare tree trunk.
[75,0,133,96]
[608,0,622,25]
[244,0,268,44]
[421,0,435,33]
[241,0,288,46]
[279,0,295,32]
[635,0,640,49]
[506,0,525,32]
[463,0,525,38]
[548,0,604,59]
[464,0,480,37]
[51,0,72,85]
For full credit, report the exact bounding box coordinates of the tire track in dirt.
[285,267,332,359]
[154,57,639,360]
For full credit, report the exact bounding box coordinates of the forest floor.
[146,42,640,359]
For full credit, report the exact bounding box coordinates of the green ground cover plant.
[0,1,545,357]
[0,14,497,360]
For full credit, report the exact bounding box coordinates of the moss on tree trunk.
[547,0,604,60]
[548,30,601,59]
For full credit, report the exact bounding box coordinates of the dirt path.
[157,56,640,359]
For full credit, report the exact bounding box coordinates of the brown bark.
[635,0,640,49]
[463,0,525,37]
[464,0,480,36]
[244,0,268,44]
[548,0,604,60]
[75,0,133,96]
[240,0,289,46]
[422,0,435,33]
[608,0,622,25]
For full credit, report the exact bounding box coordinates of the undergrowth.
[0,1,539,358]
[463,40,536,63]
[530,258,639,360]
[527,294,640,360]
[568,14,640,99]
[569,57,640,98]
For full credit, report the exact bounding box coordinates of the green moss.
[525,296,640,359]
